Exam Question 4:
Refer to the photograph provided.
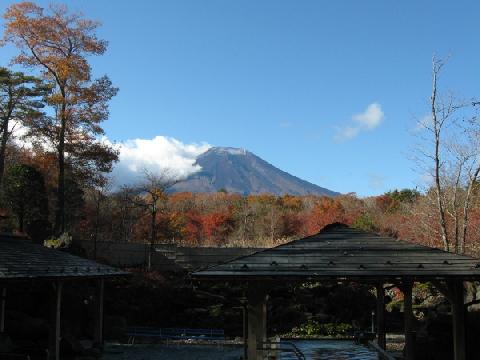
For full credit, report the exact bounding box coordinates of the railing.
[261,341,306,360]
[127,326,225,344]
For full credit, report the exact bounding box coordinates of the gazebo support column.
[48,281,63,360]
[449,281,466,360]
[376,283,386,350]
[247,283,267,360]
[94,278,105,346]
[402,281,415,360]
[0,287,6,333]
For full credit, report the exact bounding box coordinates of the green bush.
[290,320,352,337]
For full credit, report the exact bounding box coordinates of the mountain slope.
[171,147,339,196]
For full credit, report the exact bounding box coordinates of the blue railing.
[127,326,225,343]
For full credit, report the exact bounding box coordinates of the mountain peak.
[172,147,340,196]
[204,146,248,156]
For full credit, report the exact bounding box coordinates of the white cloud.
[352,103,384,129]
[10,123,211,187]
[109,136,211,187]
[335,126,360,141]
[335,102,385,142]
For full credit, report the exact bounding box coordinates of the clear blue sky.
[1,0,479,196]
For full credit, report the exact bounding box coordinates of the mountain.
[171,147,340,196]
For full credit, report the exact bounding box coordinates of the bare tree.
[128,169,179,270]
[414,56,480,253]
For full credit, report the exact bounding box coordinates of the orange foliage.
[304,197,346,234]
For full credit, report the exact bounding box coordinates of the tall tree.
[3,2,118,234]
[0,67,48,188]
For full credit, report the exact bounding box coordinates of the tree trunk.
[431,59,449,251]
[0,89,14,189]
[94,199,100,260]
[149,205,156,271]
[0,117,10,189]
[55,102,67,235]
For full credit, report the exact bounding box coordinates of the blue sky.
[1,0,479,196]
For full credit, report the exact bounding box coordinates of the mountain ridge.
[171,147,340,196]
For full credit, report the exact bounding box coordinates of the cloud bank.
[335,102,384,141]
[110,136,211,186]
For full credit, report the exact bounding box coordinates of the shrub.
[290,320,352,337]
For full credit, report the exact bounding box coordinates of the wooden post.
[403,281,415,360]
[450,281,466,360]
[242,301,248,360]
[0,287,6,333]
[247,282,267,360]
[49,281,63,360]
[94,278,105,345]
[376,283,386,350]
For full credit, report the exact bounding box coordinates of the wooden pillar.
[450,281,466,360]
[376,283,386,350]
[242,301,248,360]
[402,281,415,360]
[49,281,63,360]
[247,282,267,360]
[0,287,6,333]
[94,278,105,345]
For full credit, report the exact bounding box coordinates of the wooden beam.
[376,283,386,350]
[402,281,415,360]
[94,278,105,345]
[49,281,63,360]
[247,282,267,360]
[449,281,466,360]
[0,288,6,333]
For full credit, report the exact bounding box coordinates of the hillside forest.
[1,2,480,257]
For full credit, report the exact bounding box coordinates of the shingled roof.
[0,235,127,281]
[193,224,480,281]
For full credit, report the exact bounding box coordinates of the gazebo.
[193,223,480,360]
[0,234,128,360]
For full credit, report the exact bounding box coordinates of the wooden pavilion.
[0,234,127,360]
[193,223,480,360]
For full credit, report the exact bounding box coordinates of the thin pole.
[49,281,63,360]
[376,283,386,350]
[243,303,247,360]
[0,288,6,333]
[403,281,415,360]
[450,281,466,360]
[94,279,105,345]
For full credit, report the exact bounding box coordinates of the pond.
[102,340,379,360]
[284,340,379,359]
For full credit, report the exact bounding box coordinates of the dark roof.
[193,224,480,281]
[0,235,128,281]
